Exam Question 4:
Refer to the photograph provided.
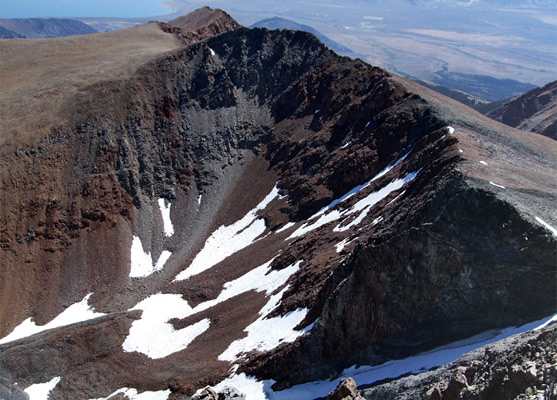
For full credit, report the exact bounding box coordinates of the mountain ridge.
[0,8,555,400]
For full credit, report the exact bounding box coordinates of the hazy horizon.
[0,0,173,18]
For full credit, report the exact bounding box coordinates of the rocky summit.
[0,7,555,400]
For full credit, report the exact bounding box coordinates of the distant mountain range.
[0,18,97,39]
[250,17,355,56]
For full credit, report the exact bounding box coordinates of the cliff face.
[0,8,555,400]
[486,80,557,140]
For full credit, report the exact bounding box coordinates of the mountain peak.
[168,7,241,36]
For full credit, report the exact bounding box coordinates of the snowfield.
[122,293,210,359]
[129,235,172,278]
[174,186,280,281]
[24,377,61,400]
[123,259,303,359]
[0,294,105,345]
[158,198,174,237]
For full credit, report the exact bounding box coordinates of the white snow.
[276,222,295,233]
[340,141,352,149]
[214,374,267,400]
[334,172,418,233]
[123,259,301,360]
[130,236,171,278]
[534,314,557,330]
[489,181,505,189]
[335,237,352,253]
[288,155,411,239]
[198,194,203,205]
[209,48,216,56]
[89,387,171,400]
[447,126,455,134]
[24,377,61,400]
[219,283,309,362]
[479,161,488,166]
[158,198,174,237]
[0,293,105,345]
[211,314,557,400]
[314,109,320,114]
[535,217,557,237]
[192,260,301,315]
[459,149,463,153]
[174,186,280,281]
[123,293,210,359]
[365,121,371,128]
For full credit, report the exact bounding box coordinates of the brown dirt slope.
[0,22,183,149]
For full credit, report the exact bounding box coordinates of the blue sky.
[0,0,172,18]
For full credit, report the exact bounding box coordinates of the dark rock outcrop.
[328,378,364,400]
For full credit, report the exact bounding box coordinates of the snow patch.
[447,126,455,134]
[209,48,216,56]
[158,198,174,237]
[314,109,320,114]
[290,170,417,238]
[24,377,61,400]
[535,314,557,330]
[174,186,280,281]
[192,260,301,315]
[340,141,352,149]
[214,374,266,400]
[365,121,370,128]
[219,284,309,362]
[479,161,488,166]
[0,294,105,345]
[122,294,210,359]
[334,172,418,232]
[198,194,202,205]
[89,387,171,400]
[276,222,295,233]
[130,236,171,278]
[123,259,301,360]
[489,181,505,189]
[289,154,411,239]
[335,237,352,253]
[535,217,557,237]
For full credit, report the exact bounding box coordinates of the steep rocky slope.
[485,81,557,140]
[0,8,555,400]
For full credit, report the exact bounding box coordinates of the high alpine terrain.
[484,80,557,140]
[0,7,555,400]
